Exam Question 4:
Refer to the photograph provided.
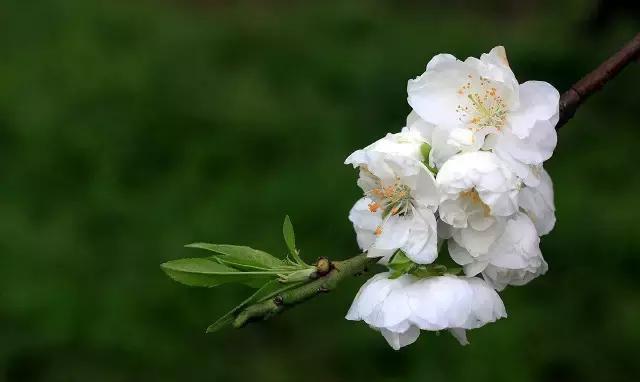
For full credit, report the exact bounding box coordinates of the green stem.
[232,253,375,328]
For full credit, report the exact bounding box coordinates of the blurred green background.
[0,0,639,381]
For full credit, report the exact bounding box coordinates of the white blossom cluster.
[345,46,558,350]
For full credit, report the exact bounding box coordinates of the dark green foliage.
[0,0,638,381]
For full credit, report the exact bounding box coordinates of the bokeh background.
[1,0,639,381]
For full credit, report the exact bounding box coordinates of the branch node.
[315,257,332,276]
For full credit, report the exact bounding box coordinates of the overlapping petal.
[344,44,558,350]
[346,273,506,350]
[407,46,559,179]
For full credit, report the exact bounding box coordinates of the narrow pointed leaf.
[206,279,305,333]
[210,257,283,272]
[206,280,280,333]
[282,216,306,265]
[283,215,296,255]
[161,258,276,288]
[185,243,286,269]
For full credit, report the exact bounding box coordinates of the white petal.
[429,127,461,168]
[509,81,560,139]
[374,216,412,250]
[402,209,438,264]
[380,326,420,350]
[408,275,505,330]
[519,168,556,235]
[480,46,510,69]
[408,55,471,127]
[348,197,381,251]
[448,240,474,266]
[449,328,469,345]
[405,110,435,141]
[481,213,548,290]
[463,260,489,277]
[494,120,557,171]
[409,166,440,209]
[452,219,504,257]
[439,199,469,228]
[345,273,393,321]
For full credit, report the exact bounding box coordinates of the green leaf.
[185,243,286,270]
[389,250,413,267]
[205,314,235,333]
[206,279,305,333]
[206,280,278,332]
[387,251,458,279]
[282,216,306,266]
[161,258,278,288]
[420,143,438,174]
[387,250,416,277]
[388,269,406,279]
[209,257,287,272]
[283,215,296,255]
[420,143,431,161]
[410,264,448,278]
[278,267,315,283]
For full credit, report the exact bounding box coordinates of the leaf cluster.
[160,216,313,332]
[387,250,461,279]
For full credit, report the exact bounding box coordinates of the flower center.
[455,74,507,131]
[366,178,415,236]
[460,189,491,216]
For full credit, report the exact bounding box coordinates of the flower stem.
[232,254,375,328]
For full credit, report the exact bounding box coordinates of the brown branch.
[231,32,640,329]
[557,32,640,129]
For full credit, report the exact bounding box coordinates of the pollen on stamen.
[368,202,380,213]
[371,188,385,198]
[374,226,383,236]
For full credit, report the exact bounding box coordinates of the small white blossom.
[449,212,547,290]
[407,46,559,184]
[436,151,519,262]
[346,133,440,264]
[346,272,507,350]
[349,197,438,264]
[437,151,519,224]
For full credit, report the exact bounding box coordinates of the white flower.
[346,272,507,350]
[349,197,438,263]
[407,46,559,184]
[449,212,547,290]
[436,151,519,261]
[518,167,556,235]
[346,133,440,264]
